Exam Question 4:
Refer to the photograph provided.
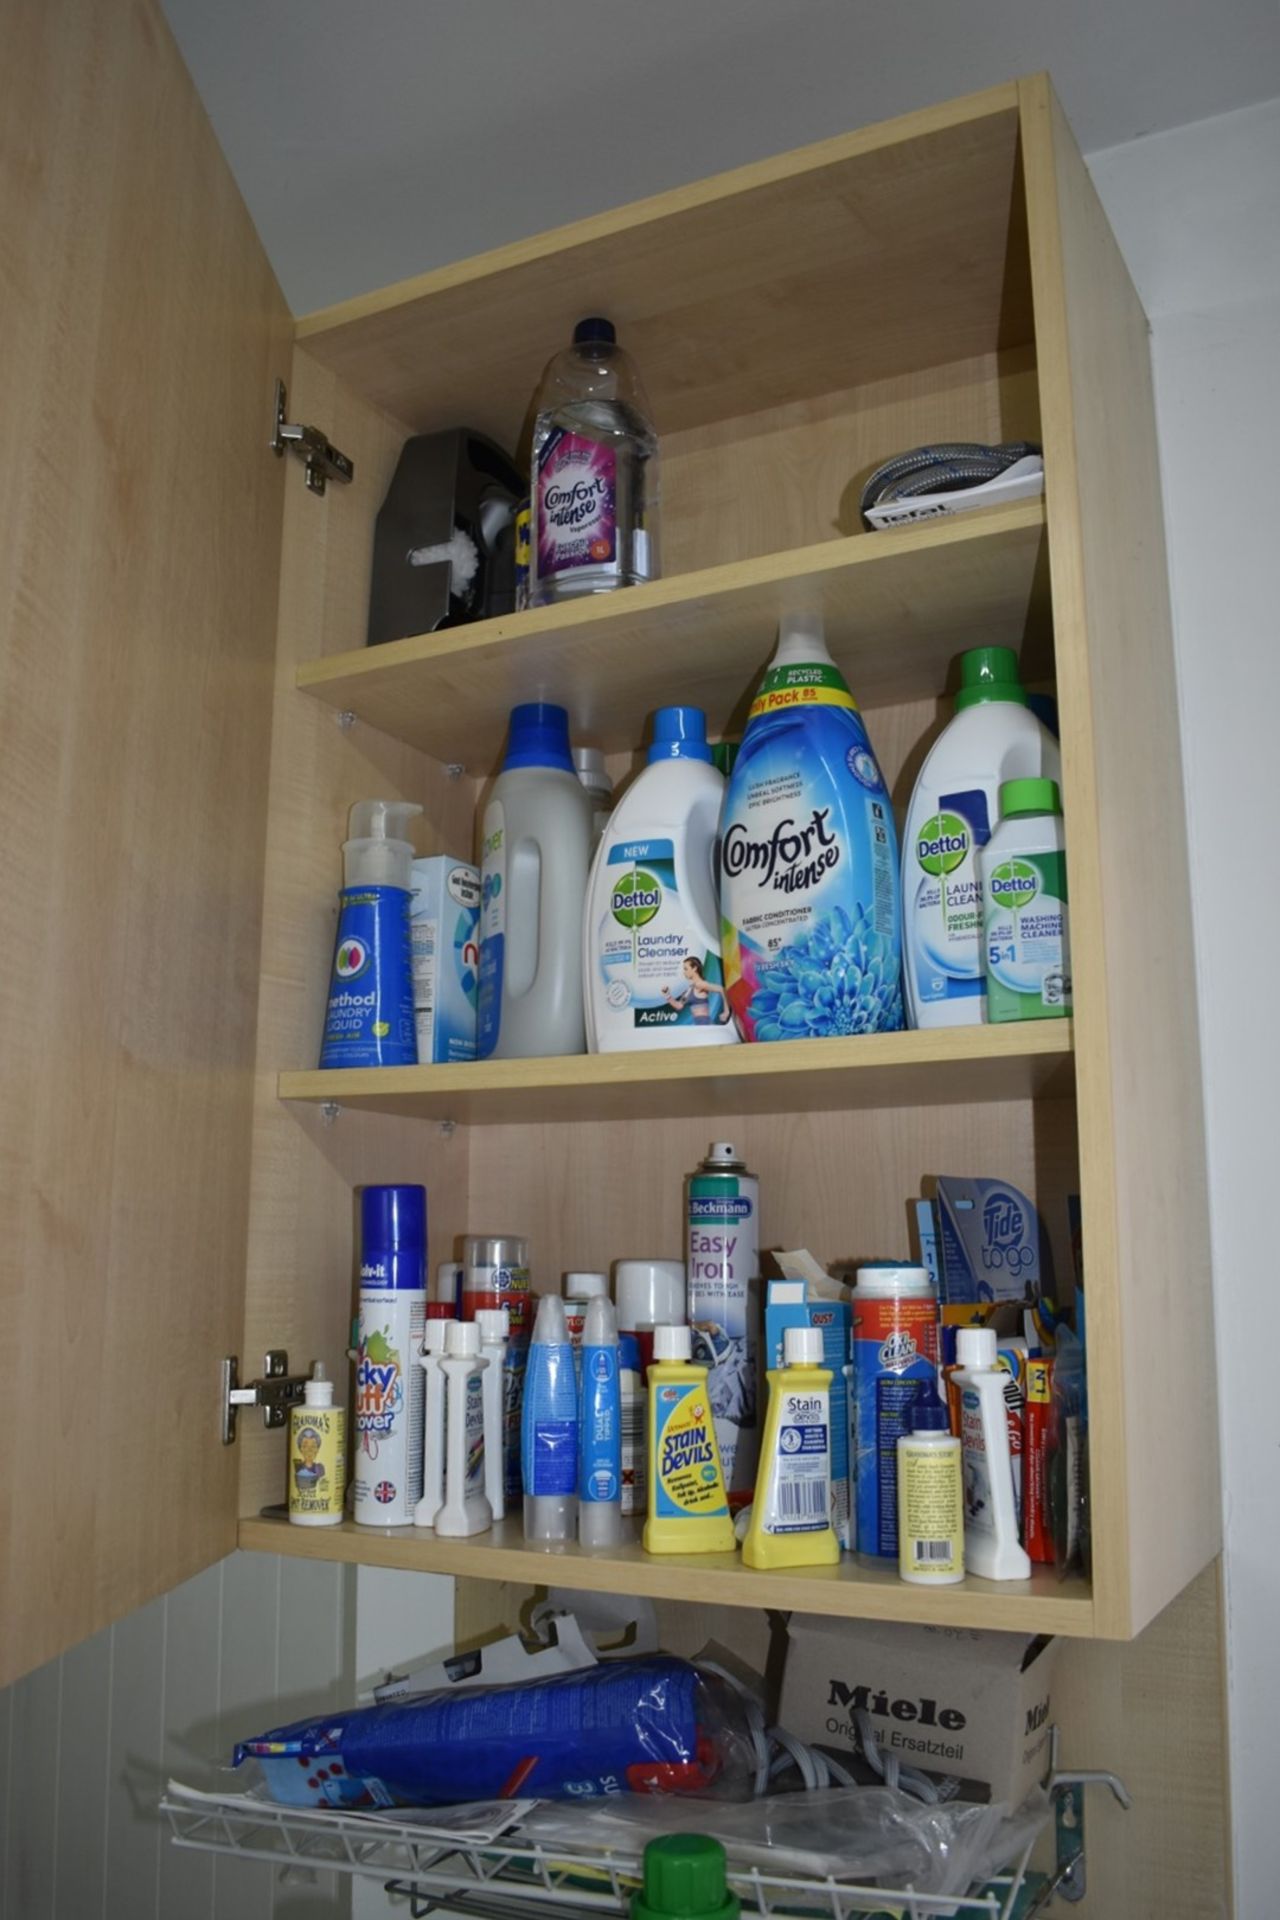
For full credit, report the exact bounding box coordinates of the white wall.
[0,1554,352,1920]
[1088,96,1280,1917]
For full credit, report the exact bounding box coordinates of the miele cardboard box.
[779,1615,1057,1805]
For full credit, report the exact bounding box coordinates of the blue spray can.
[354,1185,427,1527]
[319,800,421,1069]
[578,1294,622,1547]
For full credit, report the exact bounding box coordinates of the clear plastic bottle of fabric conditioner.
[530,317,659,605]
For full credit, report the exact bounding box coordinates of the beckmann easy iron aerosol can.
[685,1143,760,1508]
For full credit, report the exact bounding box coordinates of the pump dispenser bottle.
[319,799,422,1068]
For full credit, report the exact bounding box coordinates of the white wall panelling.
[0,1553,353,1920]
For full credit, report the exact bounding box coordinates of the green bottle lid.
[953,645,1027,711]
[999,777,1062,816]
[631,1835,741,1920]
[711,740,739,778]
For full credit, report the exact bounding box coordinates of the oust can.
[849,1264,938,1558]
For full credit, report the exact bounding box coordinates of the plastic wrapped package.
[1049,1325,1089,1579]
[234,1655,757,1810]
[522,1787,1052,1899]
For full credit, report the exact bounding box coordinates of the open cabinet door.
[0,0,292,1685]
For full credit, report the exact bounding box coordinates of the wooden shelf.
[295,86,1027,449]
[242,1512,1094,1636]
[297,502,1048,770]
[280,1021,1073,1126]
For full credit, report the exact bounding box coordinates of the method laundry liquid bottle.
[902,646,1060,1027]
[319,800,422,1068]
[530,317,659,605]
[478,703,593,1059]
[584,706,737,1051]
[720,614,903,1041]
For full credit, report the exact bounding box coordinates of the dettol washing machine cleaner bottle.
[720,614,902,1040]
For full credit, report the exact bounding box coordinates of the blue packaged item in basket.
[234,1656,749,1810]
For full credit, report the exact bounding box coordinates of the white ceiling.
[162,0,1280,317]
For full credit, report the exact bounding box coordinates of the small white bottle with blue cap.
[583,705,738,1052]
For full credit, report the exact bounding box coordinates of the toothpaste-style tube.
[578,1296,622,1548]
[521,1294,577,1544]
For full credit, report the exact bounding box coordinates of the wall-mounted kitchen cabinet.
[2,16,1215,1694]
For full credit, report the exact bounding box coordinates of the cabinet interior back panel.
[240,353,474,1519]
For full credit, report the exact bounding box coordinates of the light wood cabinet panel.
[0,0,290,1685]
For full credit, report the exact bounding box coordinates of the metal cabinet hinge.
[270,379,354,496]
[222,1349,309,1444]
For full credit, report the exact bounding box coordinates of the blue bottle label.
[320,886,417,1068]
[720,665,903,1040]
[521,1340,578,1496]
[579,1344,621,1504]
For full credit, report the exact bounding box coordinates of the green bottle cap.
[953,645,1027,711]
[711,740,739,778]
[999,777,1062,816]
[631,1835,741,1920]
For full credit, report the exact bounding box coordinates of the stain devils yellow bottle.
[742,1325,839,1569]
[643,1325,736,1554]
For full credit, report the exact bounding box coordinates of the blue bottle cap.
[503,702,575,773]
[573,316,616,345]
[648,706,712,764]
[361,1184,427,1254]
[911,1393,951,1433]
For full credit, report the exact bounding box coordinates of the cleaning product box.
[409,857,480,1063]
[779,1614,1058,1806]
[934,1177,1052,1305]
[765,1257,852,1550]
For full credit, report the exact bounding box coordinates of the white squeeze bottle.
[954,1327,1030,1580]
[435,1321,492,1538]
[476,1307,509,1522]
[477,702,593,1058]
[584,706,737,1052]
[530,316,659,605]
[902,646,1060,1028]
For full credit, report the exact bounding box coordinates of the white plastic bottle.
[584,706,736,1052]
[573,747,614,848]
[288,1364,345,1529]
[477,702,593,1059]
[954,1327,1031,1580]
[475,1307,509,1523]
[435,1321,492,1539]
[530,316,659,605]
[903,646,1060,1028]
[980,778,1072,1022]
[414,1319,452,1529]
[897,1394,964,1585]
[563,1271,610,1357]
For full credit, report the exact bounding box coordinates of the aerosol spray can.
[354,1185,427,1527]
[684,1142,760,1509]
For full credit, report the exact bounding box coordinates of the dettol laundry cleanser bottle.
[720,614,902,1040]
[902,646,1060,1027]
[584,707,737,1051]
[478,703,593,1058]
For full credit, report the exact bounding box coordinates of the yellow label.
[1027,1358,1052,1404]
[897,1442,963,1578]
[289,1406,346,1520]
[747,683,858,720]
[653,1380,729,1518]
